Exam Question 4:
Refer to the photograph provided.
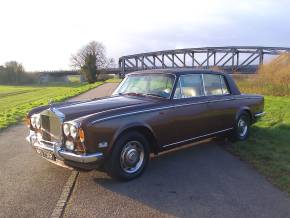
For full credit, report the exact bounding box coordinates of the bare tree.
[71,41,114,83]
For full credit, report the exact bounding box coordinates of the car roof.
[127,68,227,76]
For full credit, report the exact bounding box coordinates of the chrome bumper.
[254,111,266,118]
[26,132,103,164]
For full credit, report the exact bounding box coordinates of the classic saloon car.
[26,69,264,180]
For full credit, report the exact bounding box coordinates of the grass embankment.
[105,78,122,83]
[0,82,102,130]
[232,54,290,194]
[229,96,290,194]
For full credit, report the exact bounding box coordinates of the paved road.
[64,142,290,218]
[0,83,118,217]
[1,82,290,218]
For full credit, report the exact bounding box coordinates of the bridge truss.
[119,46,290,74]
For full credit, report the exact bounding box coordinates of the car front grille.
[41,113,62,143]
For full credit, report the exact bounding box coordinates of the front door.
[170,74,211,145]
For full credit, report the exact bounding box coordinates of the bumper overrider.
[26,131,104,170]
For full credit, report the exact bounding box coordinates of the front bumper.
[26,132,104,169]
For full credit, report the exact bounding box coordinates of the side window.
[220,76,230,94]
[203,74,223,96]
[174,74,204,99]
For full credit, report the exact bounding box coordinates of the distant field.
[0,83,102,130]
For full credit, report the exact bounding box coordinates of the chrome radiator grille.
[41,114,62,142]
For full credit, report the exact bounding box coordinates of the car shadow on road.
[92,140,290,218]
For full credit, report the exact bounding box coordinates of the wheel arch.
[235,107,253,123]
[109,122,159,154]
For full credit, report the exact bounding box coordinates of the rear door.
[203,74,235,132]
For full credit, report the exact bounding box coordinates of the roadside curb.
[50,171,79,218]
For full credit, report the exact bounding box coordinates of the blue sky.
[0,0,289,71]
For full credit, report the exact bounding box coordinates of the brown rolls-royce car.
[26,69,265,180]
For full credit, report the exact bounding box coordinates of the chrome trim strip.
[91,96,260,124]
[254,111,265,118]
[27,133,103,164]
[162,128,234,148]
[201,73,206,96]
[74,104,141,122]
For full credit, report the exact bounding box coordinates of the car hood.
[52,96,154,121]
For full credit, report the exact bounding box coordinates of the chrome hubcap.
[238,118,248,137]
[120,141,144,174]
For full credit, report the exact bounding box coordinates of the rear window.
[174,74,204,99]
[203,74,230,96]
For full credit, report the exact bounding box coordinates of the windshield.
[112,73,175,99]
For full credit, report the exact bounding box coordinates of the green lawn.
[105,78,122,83]
[0,83,102,130]
[229,96,290,194]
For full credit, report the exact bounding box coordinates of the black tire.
[229,113,250,142]
[105,131,150,181]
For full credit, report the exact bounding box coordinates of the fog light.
[65,140,74,151]
[37,132,42,139]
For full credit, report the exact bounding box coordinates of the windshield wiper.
[122,92,146,97]
[120,92,167,99]
[144,93,167,98]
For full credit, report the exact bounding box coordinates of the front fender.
[109,121,156,151]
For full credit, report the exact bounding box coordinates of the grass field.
[0,83,102,130]
[227,95,290,194]
[228,54,290,194]
[105,78,122,83]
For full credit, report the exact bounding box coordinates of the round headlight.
[31,116,37,128]
[63,123,70,136]
[70,125,77,138]
[36,116,41,129]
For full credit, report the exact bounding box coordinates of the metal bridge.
[118,46,290,74]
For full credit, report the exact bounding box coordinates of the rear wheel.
[229,113,250,142]
[106,131,150,181]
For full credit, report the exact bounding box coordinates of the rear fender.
[235,107,253,122]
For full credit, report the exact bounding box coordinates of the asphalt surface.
[1,82,290,218]
[0,83,118,217]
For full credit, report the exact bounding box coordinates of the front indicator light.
[24,116,30,128]
[79,129,85,143]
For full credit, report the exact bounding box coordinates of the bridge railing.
[119,46,290,74]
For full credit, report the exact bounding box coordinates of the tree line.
[0,61,37,84]
[0,41,115,84]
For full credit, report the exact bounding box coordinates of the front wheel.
[105,131,150,181]
[229,113,250,142]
